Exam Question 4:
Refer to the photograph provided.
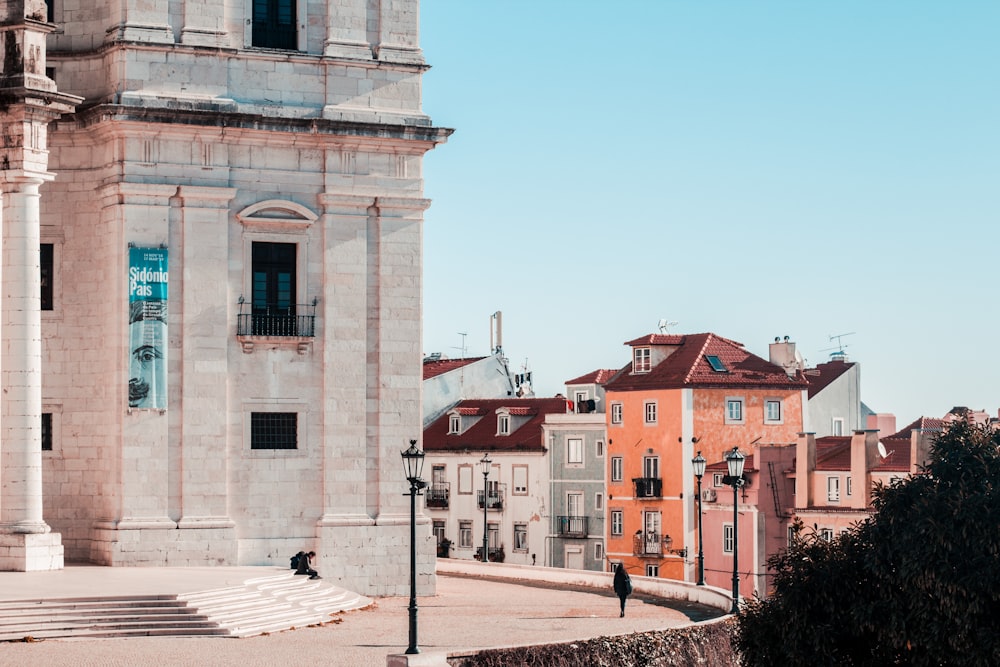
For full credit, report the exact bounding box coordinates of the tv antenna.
[452,332,468,359]
[658,318,678,334]
[821,332,855,360]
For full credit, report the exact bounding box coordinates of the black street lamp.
[692,451,707,586]
[401,439,427,655]
[725,447,746,614]
[479,453,492,562]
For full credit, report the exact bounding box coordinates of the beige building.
[0,0,450,597]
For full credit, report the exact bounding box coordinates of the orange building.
[604,333,807,581]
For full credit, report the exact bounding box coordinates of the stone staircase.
[0,571,372,641]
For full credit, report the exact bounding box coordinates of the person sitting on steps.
[295,550,321,579]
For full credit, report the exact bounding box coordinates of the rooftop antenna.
[452,332,467,360]
[658,318,678,334]
[821,332,855,361]
[490,311,502,355]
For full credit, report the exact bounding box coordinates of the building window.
[596,439,605,458]
[646,564,659,577]
[567,438,583,465]
[41,243,53,311]
[595,492,604,511]
[832,417,845,436]
[610,510,623,536]
[512,465,528,495]
[41,412,53,451]
[765,399,782,423]
[459,521,472,548]
[725,397,744,424]
[247,241,303,336]
[847,476,853,496]
[250,412,297,449]
[252,0,297,49]
[611,456,623,483]
[595,542,604,561]
[513,524,528,552]
[497,414,510,435]
[448,414,460,434]
[633,347,651,373]
[458,465,473,494]
[820,528,834,542]
[610,403,623,425]
[723,523,734,553]
[788,525,797,545]
[644,401,657,424]
[713,473,724,487]
[643,456,659,480]
[827,476,840,502]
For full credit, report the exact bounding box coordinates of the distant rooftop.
[423,356,487,380]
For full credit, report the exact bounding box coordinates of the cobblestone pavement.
[0,573,705,666]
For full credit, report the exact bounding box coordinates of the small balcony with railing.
[632,477,663,498]
[556,515,589,538]
[237,298,317,353]
[477,484,506,511]
[426,483,450,509]
[633,531,665,558]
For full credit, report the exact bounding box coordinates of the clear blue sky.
[419,1,999,426]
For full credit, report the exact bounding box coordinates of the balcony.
[475,545,505,563]
[633,531,665,557]
[557,515,589,538]
[426,483,450,509]
[477,484,505,511]
[632,477,663,498]
[237,300,317,353]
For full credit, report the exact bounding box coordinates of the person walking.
[613,563,632,617]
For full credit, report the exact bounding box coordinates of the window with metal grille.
[252,0,297,49]
[41,412,53,451]
[251,412,297,449]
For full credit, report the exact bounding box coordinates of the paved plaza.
[0,566,709,666]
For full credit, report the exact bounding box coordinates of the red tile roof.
[423,356,487,380]
[889,416,944,439]
[565,369,621,385]
[803,359,856,398]
[423,397,568,453]
[811,436,912,472]
[605,332,808,392]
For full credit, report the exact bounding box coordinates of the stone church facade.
[0,0,449,597]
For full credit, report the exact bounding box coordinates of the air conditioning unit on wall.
[701,489,717,503]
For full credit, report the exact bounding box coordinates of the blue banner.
[128,247,168,410]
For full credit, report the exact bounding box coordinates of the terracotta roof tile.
[423,356,487,380]
[424,397,568,453]
[803,359,856,398]
[565,369,621,386]
[605,332,807,392]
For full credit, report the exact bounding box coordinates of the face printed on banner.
[128,300,167,409]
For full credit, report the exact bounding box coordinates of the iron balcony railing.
[557,515,589,538]
[237,300,316,337]
[633,531,665,557]
[426,483,450,509]
[632,477,663,498]
[477,484,506,511]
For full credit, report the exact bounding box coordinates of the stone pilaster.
[180,0,228,46]
[107,0,173,44]
[374,0,424,64]
[324,0,373,59]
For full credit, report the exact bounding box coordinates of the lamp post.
[401,439,427,655]
[479,453,492,562]
[692,451,707,586]
[725,447,746,614]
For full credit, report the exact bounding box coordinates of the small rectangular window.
[459,520,472,548]
[611,456,623,483]
[250,412,297,449]
[765,399,782,422]
[448,414,460,434]
[644,401,657,424]
[723,523,734,553]
[512,465,528,495]
[513,524,528,551]
[41,412,53,451]
[713,473,724,487]
[611,510,623,535]
[41,243,54,311]
[705,354,727,372]
[595,492,604,511]
[820,528,834,542]
[633,347,651,373]
[252,0,297,49]
[596,439,605,458]
[827,476,840,502]
[458,465,473,494]
[594,542,604,561]
[726,398,744,424]
[832,418,845,436]
[610,403,623,425]
[646,564,659,577]
[497,414,510,435]
[567,438,584,465]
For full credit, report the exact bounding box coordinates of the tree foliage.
[735,419,1000,666]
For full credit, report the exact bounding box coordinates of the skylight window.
[705,355,727,372]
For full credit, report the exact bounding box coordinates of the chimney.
[849,430,880,509]
[769,336,800,377]
[794,432,816,509]
[910,428,936,475]
[865,413,897,436]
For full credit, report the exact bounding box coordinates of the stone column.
[375,0,424,64]
[181,0,228,46]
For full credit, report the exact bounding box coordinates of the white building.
[0,0,450,597]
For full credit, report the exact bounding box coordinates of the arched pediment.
[236,200,318,229]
